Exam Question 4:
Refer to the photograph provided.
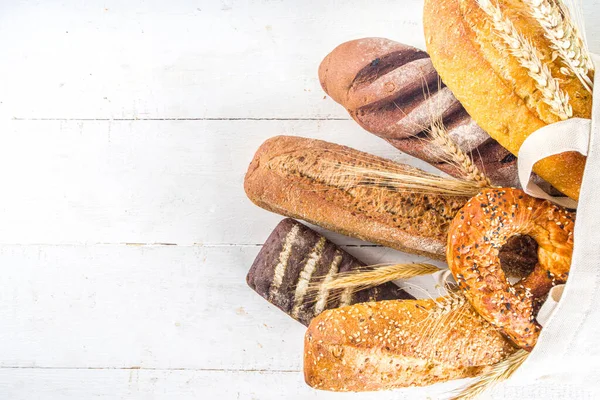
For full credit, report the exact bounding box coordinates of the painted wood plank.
[0,0,425,120]
[0,368,595,400]
[2,0,598,120]
[0,244,296,370]
[0,243,439,371]
[0,241,564,398]
[0,119,440,246]
[1,1,599,398]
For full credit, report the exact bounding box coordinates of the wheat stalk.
[417,292,471,360]
[524,0,593,92]
[427,119,492,188]
[450,349,529,400]
[416,79,492,187]
[426,292,469,320]
[268,147,482,198]
[562,0,589,47]
[308,263,440,295]
[318,160,483,197]
[477,0,573,120]
[559,0,592,62]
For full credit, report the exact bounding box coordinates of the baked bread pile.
[243,0,592,396]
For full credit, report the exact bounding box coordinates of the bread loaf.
[304,297,516,391]
[423,0,592,200]
[244,136,469,260]
[247,218,413,326]
[319,37,521,188]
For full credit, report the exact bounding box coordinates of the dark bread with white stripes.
[244,135,469,259]
[247,218,413,326]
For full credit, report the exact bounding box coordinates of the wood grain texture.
[0,244,440,369]
[1,0,597,120]
[0,119,443,246]
[0,0,599,398]
[0,0,425,121]
[0,368,594,400]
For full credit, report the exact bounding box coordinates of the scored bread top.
[317,37,545,190]
[424,0,591,200]
[318,37,431,110]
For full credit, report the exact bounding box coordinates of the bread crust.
[246,218,413,326]
[244,136,469,259]
[304,298,516,391]
[318,37,428,108]
[447,188,575,350]
[318,37,524,189]
[423,0,590,200]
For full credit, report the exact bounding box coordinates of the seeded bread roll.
[423,0,592,200]
[244,136,469,260]
[247,218,413,326]
[304,298,516,391]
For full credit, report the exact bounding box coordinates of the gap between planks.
[0,366,300,373]
[11,117,350,121]
[0,243,383,248]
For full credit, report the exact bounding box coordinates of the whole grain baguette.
[304,297,516,391]
[244,136,469,260]
[423,0,592,200]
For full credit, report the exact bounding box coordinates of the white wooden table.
[1,1,599,399]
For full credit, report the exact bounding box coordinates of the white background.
[0,1,599,399]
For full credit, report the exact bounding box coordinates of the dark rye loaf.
[319,37,557,193]
[247,218,413,326]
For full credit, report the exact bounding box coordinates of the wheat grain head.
[524,0,594,92]
[450,349,529,399]
[306,263,440,301]
[477,0,573,120]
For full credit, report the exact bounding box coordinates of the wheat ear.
[417,292,470,360]
[308,263,440,295]
[417,79,492,187]
[477,0,573,120]
[427,118,492,188]
[561,0,589,47]
[524,0,593,92]
[319,160,483,198]
[269,149,482,198]
[450,349,529,400]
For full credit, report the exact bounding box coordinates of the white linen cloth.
[507,55,600,385]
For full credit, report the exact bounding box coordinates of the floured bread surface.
[319,37,525,189]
